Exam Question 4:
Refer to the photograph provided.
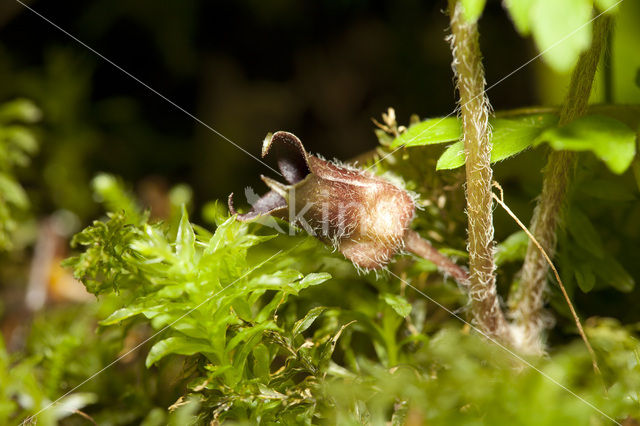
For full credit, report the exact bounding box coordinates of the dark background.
[0,0,538,213]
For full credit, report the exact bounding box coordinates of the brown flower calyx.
[228,131,416,270]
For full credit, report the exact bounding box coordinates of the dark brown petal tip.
[263,131,311,184]
[228,190,287,222]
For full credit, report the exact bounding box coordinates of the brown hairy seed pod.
[229,131,469,283]
[229,131,415,269]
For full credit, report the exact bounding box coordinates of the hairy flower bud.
[229,131,415,269]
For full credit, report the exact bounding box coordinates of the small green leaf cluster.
[63,175,353,423]
[0,332,97,425]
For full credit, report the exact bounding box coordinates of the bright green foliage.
[460,0,487,23]
[0,99,40,250]
[495,231,529,266]
[534,115,637,174]
[394,111,637,173]
[13,162,639,424]
[327,322,640,425]
[92,173,145,224]
[63,179,353,423]
[1,302,151,425]
[436,113,558,169]
[389,117,461,148]
[0,333,97,425]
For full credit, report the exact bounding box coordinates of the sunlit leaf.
[176,205,196,263]
[437,113,558,170]
[293,306,327,336]
[530,0,593,73]
[503,0,535,34]
[460,0,487,22]
[146,336,214,367]
[534,115,637,174]
[389,117,461,148]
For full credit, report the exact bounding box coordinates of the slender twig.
[447,0,510,341]
[509,16,612,352]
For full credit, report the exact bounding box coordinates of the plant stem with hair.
[509,16,612,352]
[447,0,510,341]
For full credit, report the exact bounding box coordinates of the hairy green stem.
[509,16,612,352]
[447,0,510,341]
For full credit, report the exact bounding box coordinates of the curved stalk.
[509,17,612,352]
[404,230,469,286]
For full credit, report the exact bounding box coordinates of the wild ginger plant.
[30,1,640,425]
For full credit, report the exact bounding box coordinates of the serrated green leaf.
[293,307,327,336]
[535,115,637,174]
[437,113,558,170]
[381,293,412,318]
[530,0,593,73]
[146,336,213,367]
[389,117,461,148]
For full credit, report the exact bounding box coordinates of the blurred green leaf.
[574,264,596,292]
[0,173,29,209]
[566,208,604,258]
[0,99,42,124]
[460,0,487,22]
[594,0,621,13]
[593,255,635,292]
[503,0,535,34]
[495,231,529,266]
[381,293,412,317]
[530,0,593,73]
[534,115,637,174]
[579,179,637,201]
[92,173,144,224]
